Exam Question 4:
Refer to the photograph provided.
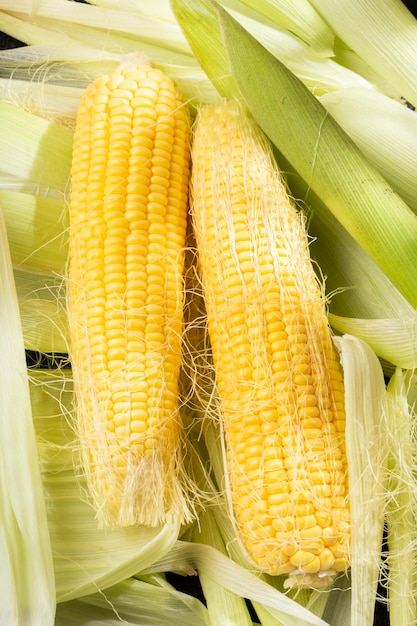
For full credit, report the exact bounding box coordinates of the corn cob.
[190,99,350,588]
[67,60,192,528]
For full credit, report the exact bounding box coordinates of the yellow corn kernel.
[68,61,192,528]
[190,100,349,588]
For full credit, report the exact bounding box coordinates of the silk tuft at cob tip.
[67,60,195,529]
[189,99,350,589]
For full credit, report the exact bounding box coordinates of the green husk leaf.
[385,369,417,625]
[329,314,417,369]
[1,190,68,275]
[335,335,388,626]
[0,206,55,625]
[0,9,117,61]
[0,101,72,192]
[1,0,190,55]
[234,0,334,52]
[308,0,417,106]
[55,576,210,626]
[320,573,351,626]
[319,87,417,214]
[331,37,401,101]
[87,0,176,22]
[169,0,239,98]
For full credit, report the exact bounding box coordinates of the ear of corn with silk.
[190,99,350,589]
[68,60,193,528]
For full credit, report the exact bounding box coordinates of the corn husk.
[0,204,55,625]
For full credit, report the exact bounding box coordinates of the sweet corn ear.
[68,62,192,528]
[190,100,350,588]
